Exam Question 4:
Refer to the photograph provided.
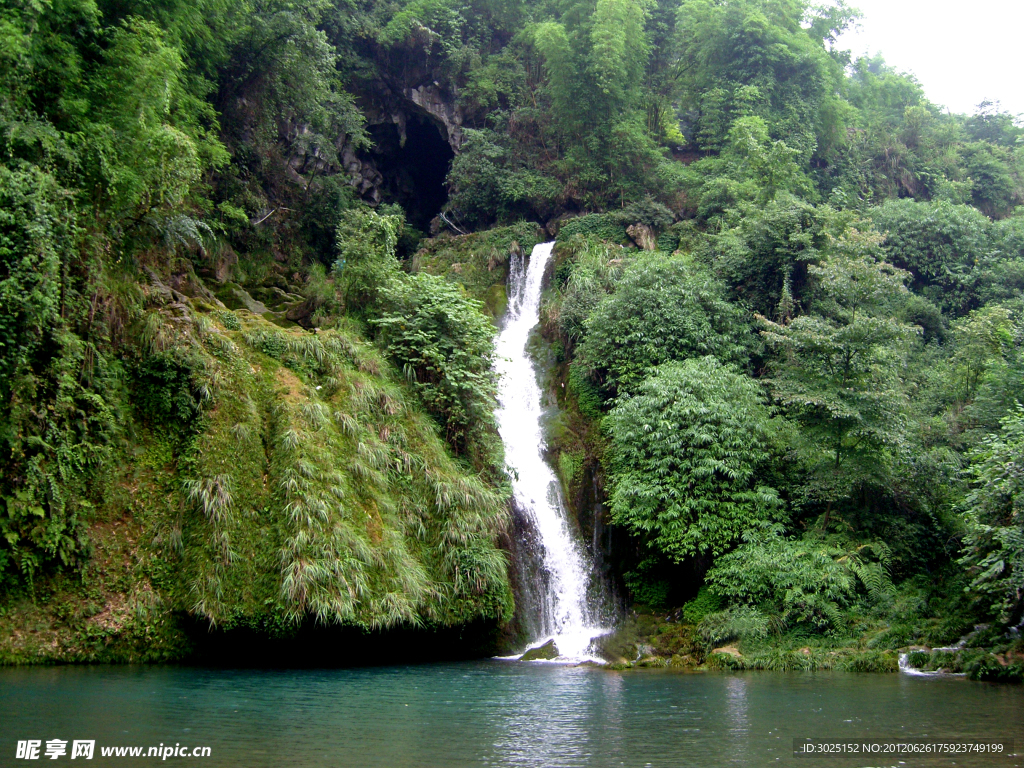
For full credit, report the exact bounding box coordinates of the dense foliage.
[576,255,752,394]
[959,406,1024,626]
[606,357,784,561]
[0,0,518,653]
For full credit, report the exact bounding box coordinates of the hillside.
[0,0,1022,677]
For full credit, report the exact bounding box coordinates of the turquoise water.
[1,662,1021,767]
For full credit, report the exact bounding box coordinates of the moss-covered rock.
[413,222,543,315]
[520,639,559,661]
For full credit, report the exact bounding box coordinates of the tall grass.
[152,313,511,631]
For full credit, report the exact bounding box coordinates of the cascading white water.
[495,241,609,661]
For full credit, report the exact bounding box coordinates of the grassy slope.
[1,287,514,663]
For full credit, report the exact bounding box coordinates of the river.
[2,663,1021,767]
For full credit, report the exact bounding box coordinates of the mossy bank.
[1,224,534,665]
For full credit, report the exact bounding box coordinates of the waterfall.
[495,241,610,661]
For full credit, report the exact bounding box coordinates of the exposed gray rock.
[227,284,269,315]
[341,143,383,203]
[404,83,463,150]
[627,223,657,251]
[167,269,225,307]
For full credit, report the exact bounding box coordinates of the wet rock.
[592,633,629,665]
[519,639,559,661]
[227,284,269,315]
[484,284,508,320]
[637,656,669,668]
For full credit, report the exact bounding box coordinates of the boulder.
[626,223,657,251]
[228,284,269,315]
[519,639,559,661]
[710,645,743,659]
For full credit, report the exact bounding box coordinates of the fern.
[154,214,214,255]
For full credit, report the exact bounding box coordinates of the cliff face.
[337,34,467,229]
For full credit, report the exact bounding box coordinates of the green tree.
[951,306,1014,406]
[871,198,992,316]
[961,305,1024,435]
[961,141,1020,218]
[673,0,842,158]
[530,0,681,205]
[759,233,917,513]
[577,253,752,394]
[445,128,561,227]
[727,116,813,203]
[606,356,785,562]
[959,405,1024,626]
[533,0,652,137]
[976,216,1024,305]
[708,196,835,316]
[82,18,226,224]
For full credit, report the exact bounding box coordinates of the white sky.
[835,0,1024,118]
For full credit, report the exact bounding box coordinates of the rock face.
[227,284,269,315]
[266,26,470,221]
[212,245,238,283]
[341,143,384,204]
[519,639,560,661]
[626,223,658,251]
[404,83,463,150]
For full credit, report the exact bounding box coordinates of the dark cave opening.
[367,114,454,232]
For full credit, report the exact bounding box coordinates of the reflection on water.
[1,662,1021,767]
[724,675,750,765]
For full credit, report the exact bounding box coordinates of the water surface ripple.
[2,663,1021,767]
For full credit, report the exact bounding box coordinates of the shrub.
[871,199,991,316]
[606,356,785,561]
[372,273,499,465]
[578,254,753,394]
[556,214,627,244]
[707,530,895,631]
[682,586,723,625]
